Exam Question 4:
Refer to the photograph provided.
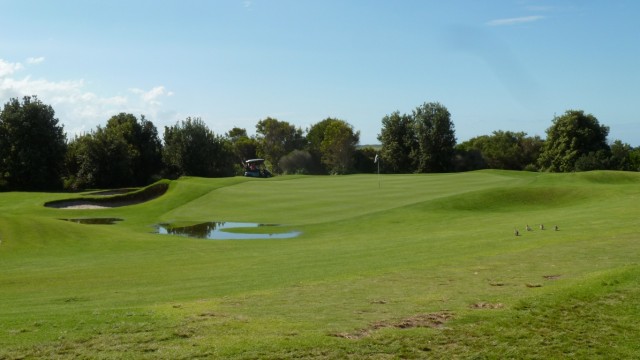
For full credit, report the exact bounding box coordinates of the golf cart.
[243,159,272,178]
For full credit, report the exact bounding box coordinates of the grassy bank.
[1,170,639,358]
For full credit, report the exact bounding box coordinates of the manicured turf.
[1,170,639,359]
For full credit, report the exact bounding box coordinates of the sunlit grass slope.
[1,170,639,359]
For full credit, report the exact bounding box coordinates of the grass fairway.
[1,170,640,359]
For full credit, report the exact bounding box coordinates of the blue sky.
[1,0,639,145]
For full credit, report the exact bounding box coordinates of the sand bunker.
[47,200,133,209]
[45,182,169,210]
[58,204,110,210]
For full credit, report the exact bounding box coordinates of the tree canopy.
[0,96,66,190]
[538,110,610,172]
[378,102,456,173]
[64,113,163,189]
[226,127,258,167]
[413,102,457,173]
[319,119,360,174]
[307,118,360,174]
[458,131,543,171]
[255,117,305,174]
[377,111,415,173]
[163,117,235,178]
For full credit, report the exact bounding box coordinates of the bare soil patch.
[543,274,562,280]
[470,302,504,309]
[332,311,454,340]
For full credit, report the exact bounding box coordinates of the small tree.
[0,96,67,190]
[319,120,360,174]
[279,150,313,174]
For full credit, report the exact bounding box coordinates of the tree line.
[1,96,638,191]
[378,103,640,174]
[0,96,366,191]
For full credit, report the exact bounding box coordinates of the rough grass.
[1,170,639,359]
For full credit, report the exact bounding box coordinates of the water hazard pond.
[60,218,123,225]
[58,218,301,240]
[155,221,301,240]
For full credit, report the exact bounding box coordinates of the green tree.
[278,150,313,174]
[255,117,305,173]
[163,117,235,178]
[353,146,378,173]
[104,113,163,185]
[307,118,359,174]
[538,110,610,172]
[629,147,640,172]
[226,127,258,166]
[64,133,96,190]
[452,146,486,172]
[574,150,610,171]
[458,131,543,170]
[0,96,67,190]
[65,126,132,189]
[64,113,163,189]
[306,118,334,173]
[412,102,456,173]
[377,111,416,173]
[319,120,360,174]
[608,140,633,171]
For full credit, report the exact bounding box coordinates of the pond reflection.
[60,218,123,225]
[155,221,301,240]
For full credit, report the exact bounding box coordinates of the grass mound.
[426,185,593,212]
[574,170,640,184]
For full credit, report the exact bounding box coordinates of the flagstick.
[375,154,380,188]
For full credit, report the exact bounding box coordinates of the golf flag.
[374,154,379,163]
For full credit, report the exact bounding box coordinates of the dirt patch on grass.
[332,311,454,340]
[543,274,562,280]
[470,302,504,309]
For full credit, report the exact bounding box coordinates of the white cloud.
[130,85,174,106]
[486,15,545,26]
[26,57,45,65]
[0,57,176,138]
[0,59,24,77]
